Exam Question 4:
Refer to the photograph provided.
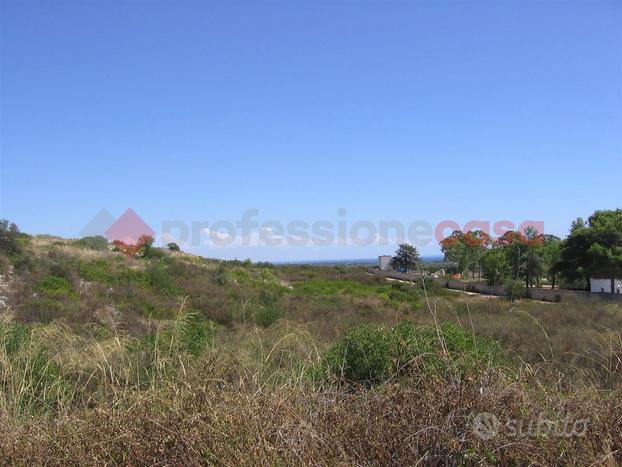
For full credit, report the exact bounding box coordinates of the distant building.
[378,255,393,271]
[590,278,622,294]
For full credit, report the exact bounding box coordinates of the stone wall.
[368,268,622,303]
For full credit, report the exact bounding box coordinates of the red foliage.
[496,231,544,248]
[441,230,491,249]
[463,231,491,248]
[112,235,154,258]
[440,231,463,250]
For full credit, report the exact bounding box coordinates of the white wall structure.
[590,278,622,294]
[378,255,393,271]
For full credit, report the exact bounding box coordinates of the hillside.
[0,233,621,464]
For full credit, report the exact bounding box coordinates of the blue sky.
[1,0,621,261]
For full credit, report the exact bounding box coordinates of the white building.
[378,255,393,271]
[590,278,622,294]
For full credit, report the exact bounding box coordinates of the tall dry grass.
[0,295,620,464]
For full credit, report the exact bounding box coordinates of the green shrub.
[37,276,75,298]
[74,236,109,251]
[504,279,527,300]
[79,259,115,284]
[167,242,181,252]
[385,282,419,307]
[181,317,217,356]
[26,297,65,323]
[146,262,180,295]
[117,268,150,288]
[210,266,228,285]
[293,278,420,310]
[159,256,187,278]
[255,305,283,328]
[141,247,166,260]
[49,256,79,282]
[148,314,217,357]
[136,237,166,260]
[292,279,371,296]
[229,267,252,284]
[319,321,500,385]
[0,219,22,254]
[117,299,165,319]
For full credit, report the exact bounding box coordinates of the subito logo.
[472,412,500,440]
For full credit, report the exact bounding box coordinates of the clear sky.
[1,0,621,261]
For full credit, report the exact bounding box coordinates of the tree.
[0,219,21,254]
[541,235,562,289]
[440,230,491,277]
[584,210,622,293]
[556,210,622,292]
[555,218,592,289]
[440,231,465,271]
[113,235,155,259]
[524,247,544,287]
[167,242,181,252]
[497,229,544,288]
[391,243,420,272]
[481,248,509,285]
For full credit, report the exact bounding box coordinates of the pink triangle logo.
[105,208,155,245]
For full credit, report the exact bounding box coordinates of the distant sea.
[276,255,444,266]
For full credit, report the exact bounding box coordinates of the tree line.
[439,209,622,293]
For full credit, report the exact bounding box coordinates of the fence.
[368,268,622,303]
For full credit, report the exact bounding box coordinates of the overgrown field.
[0,236,620,465]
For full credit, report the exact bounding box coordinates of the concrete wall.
[590,278,622,294]
[370,268,422,281]
[369,269,622,303]
[445,280,507,296]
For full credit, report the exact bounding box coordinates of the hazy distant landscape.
[277,256,443,265]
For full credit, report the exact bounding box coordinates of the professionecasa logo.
[80,208,154,245]
[81,208,544,250]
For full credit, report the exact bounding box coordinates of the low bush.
[117,268,150,288]
[36,276,75,299]
[146,262,180,295]
[0,219,22,255]
[504,279,527,300]
[73,236,109,251]
[254,305,283,328]
[79,259,115,284]
[146,310,218,360]
[319,321,501,385]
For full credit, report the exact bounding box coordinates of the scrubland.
[0,236,620,465]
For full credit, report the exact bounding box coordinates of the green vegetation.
[441,209,622,291]
[36,276,75,298]
[555,209,622,291]
[291,278,419,309]
[0,221,620,464]
[73,235,109,251]
[167,242,181,251]
[0,219,24,255]
[319,321,500,385]
[390,242,420,271]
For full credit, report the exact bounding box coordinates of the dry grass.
[0,355,619,465]
[1,243,621,464]
[0,303,620,465]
